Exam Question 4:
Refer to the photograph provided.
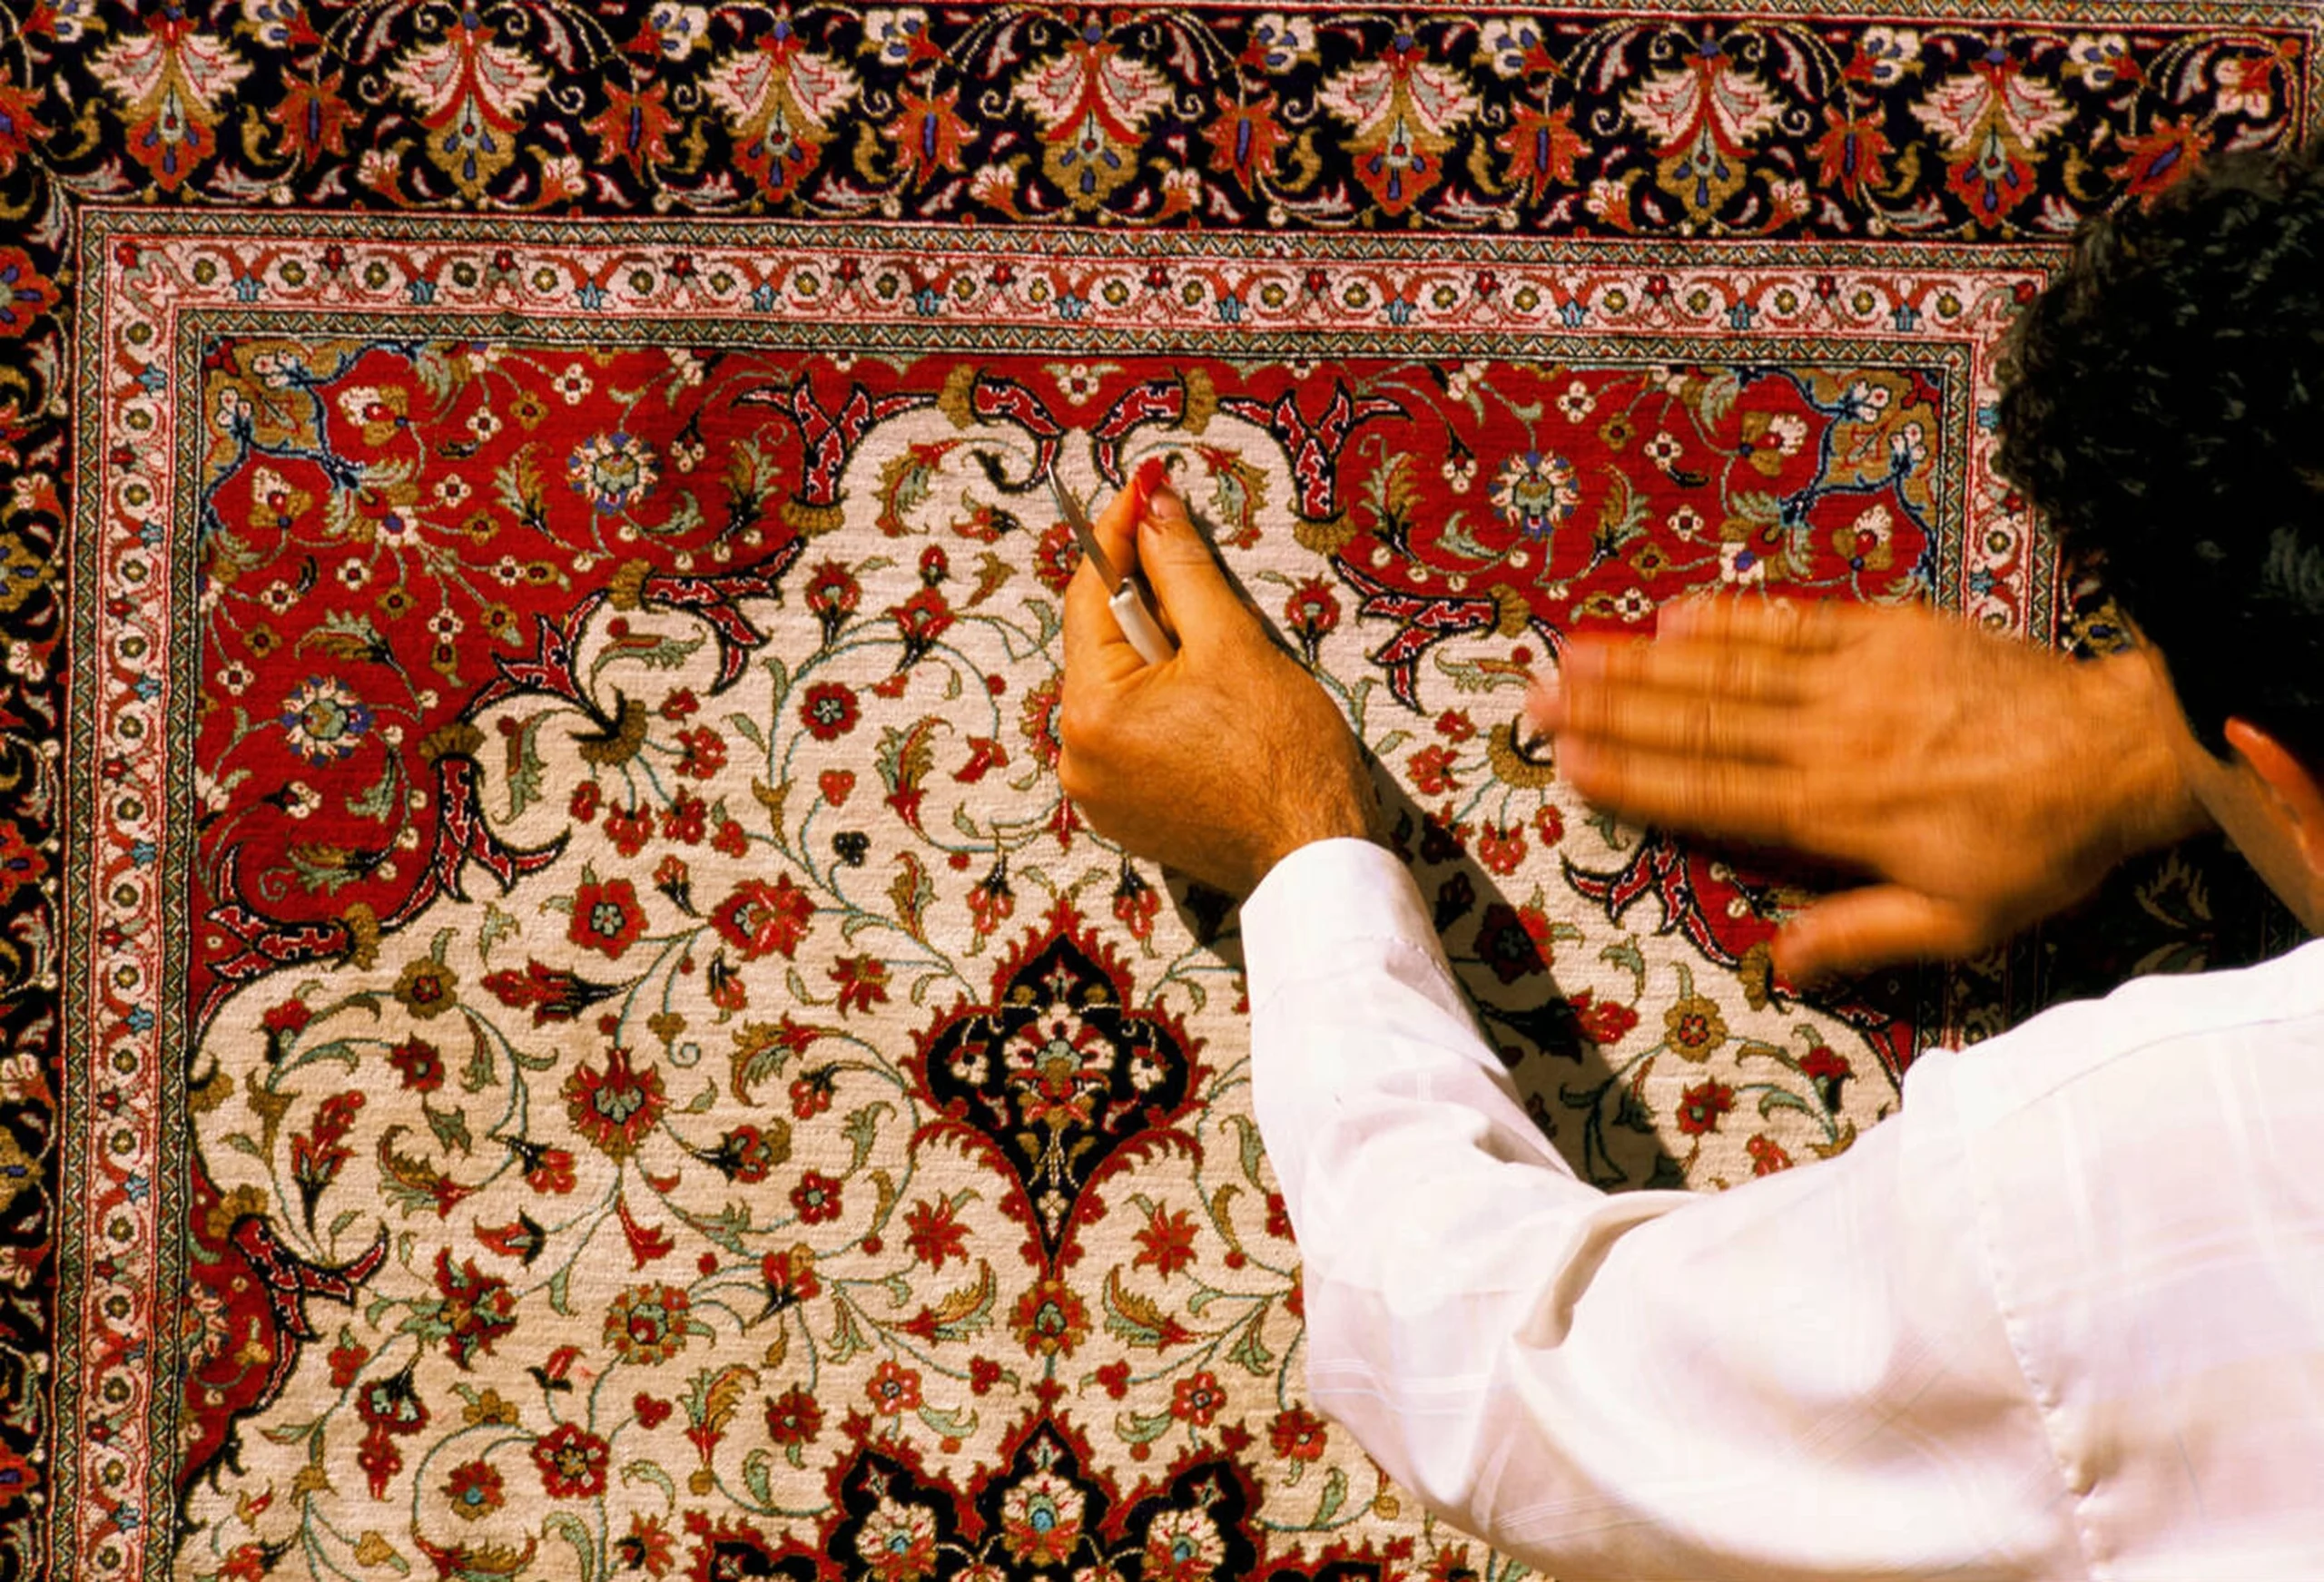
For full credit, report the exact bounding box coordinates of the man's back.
[1926,935,2324,1577]
[1246,840,2324,1580]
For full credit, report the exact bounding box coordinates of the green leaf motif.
[500,712,553,820]
[542,1510,596,1582]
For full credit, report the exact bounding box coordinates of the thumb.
[1136,486,1252,649]
[1770,886,1986,981]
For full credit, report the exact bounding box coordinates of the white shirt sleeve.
[1241,839,2085,1582]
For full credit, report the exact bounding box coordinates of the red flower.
[563,1046,667,1161]
[712,818,749,858]
[829,954,891,1016]
[790,1170,843,1225]
[526,1145,577,1194]
[1748,1133,1795,1175]
[1567,991,1639,1047]
[710,875,814,961]
[1171,1371,1225,1427]
[0,79,49,181]
[967,863,1013,937]
[890,585,955,663]
[904,1197,970,1271]
[1112,862,1161,941]
[276,68,357,169]
[615,1512,676,1578]
[789,1066,838,1119]
[1010,1276,1091,1358]
[1497,103,1586,203]
[1202,90,1292,193]
[760,1244,821,1312]
[764,1385,823,1446]
[429,1248,518,1369]
[587,76,679,179]
[0,249,58,338]
[700,1124,783,1184]
[1798,1042,1853,1107]
[659,688,699,720]
[1799,1044,1852,1084]
[531,1422,611,1498]
[805,560,861,644]
[799,682,861,742]
[1282,577,1342,661]
[219,1546,269,1582]
[675,725,727,778]
[1407,742,1462,797]
[569,877,648,960]
[568,781,602,822]
[1033,520,1078,594]
[888,84,972,188]
[1133,1203,1198,1278]
[261,997,312,1037]
[1019,675,1063,770]
[1676,1077,1736,1137]
[661,789,707,844]
[1268,1406,1328,1462]
[866,1360,922,1416]
[1435,709,1477,742]
[328,1339,369,1389]
[386,1035,445,1092]
[1475,820,1526,876]
[444,1458,506,1521]
[605,801,653,857]
[1472,902,1551,983]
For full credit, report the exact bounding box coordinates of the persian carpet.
[1,5,2317,1581]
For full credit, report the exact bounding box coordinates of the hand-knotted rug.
[2,5,2316,1580]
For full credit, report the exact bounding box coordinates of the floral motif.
[531,1422,611,1498]
[1489,450,1581,540]
[564,1046,668,1160]
[566,431,662,512]
[1000,1468,1086,1563]
[857,1497,939,1582]
[277,676,373,763]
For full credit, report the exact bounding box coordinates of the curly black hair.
[1995,139,2324,771]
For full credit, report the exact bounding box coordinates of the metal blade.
[1047,470,1120,593]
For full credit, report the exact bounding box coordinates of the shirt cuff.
[1242,837,1447,1016]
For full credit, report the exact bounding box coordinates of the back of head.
[1996,140,2324,771]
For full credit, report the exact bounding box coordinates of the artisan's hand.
[1531,599,2211,979]
[1058,484,1374,898]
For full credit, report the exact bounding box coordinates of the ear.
[2224,718,2324,870]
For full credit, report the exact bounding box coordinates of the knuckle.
[1054,750,1093,805]
[1055,696,1104,757]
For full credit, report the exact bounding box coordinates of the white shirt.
[1244,839,2324,1582]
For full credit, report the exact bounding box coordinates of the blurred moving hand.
[1530,599,2211,980]
[1058,483,1374,899]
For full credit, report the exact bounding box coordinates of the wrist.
[2083,649,2216,860]
[1247,783,1379,895]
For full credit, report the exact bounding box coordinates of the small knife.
[1048,469,1177,665]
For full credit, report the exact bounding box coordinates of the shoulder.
[1912,937,2324,1134]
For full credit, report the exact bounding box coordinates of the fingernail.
[1147,480,1188,518]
